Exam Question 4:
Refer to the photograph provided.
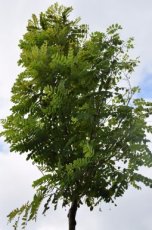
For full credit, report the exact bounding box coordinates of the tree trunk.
[68,200,78,230]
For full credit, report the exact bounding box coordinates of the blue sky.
[0,0,152,229]
[139,74,152,98]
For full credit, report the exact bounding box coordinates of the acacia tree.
[1,3,152,230]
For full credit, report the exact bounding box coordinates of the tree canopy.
[1,3,152,230]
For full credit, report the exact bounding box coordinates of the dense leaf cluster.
[1,3,152,229]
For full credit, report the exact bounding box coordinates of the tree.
[1,3,152,230]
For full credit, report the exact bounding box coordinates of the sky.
[0,0,152,229]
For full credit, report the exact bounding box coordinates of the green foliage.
[1,2,152,229]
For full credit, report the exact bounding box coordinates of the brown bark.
[68,200,78,230]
